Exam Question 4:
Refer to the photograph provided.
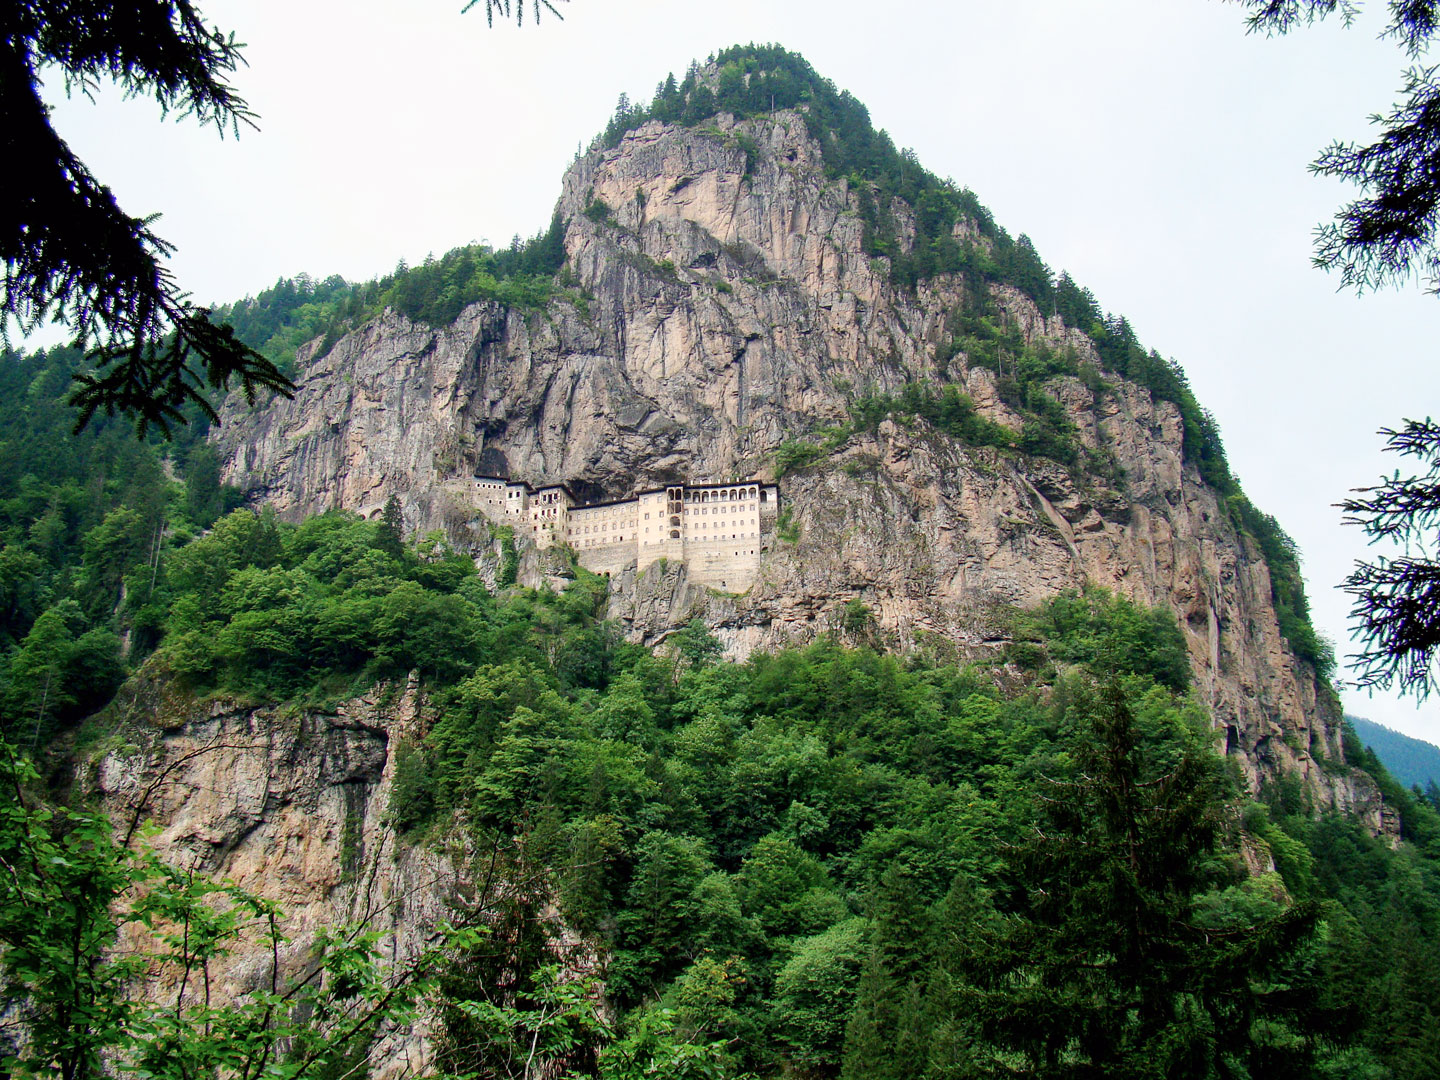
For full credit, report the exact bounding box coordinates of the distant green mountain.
[1349,715,1440,792]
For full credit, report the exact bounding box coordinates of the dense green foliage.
[3,339,1439,1075]
[0,744,731,1080]
[1256,745,1440,1077]
[390,585,1433,1079]
[35,528,1440,1078]
[1349,715,1440,794]
[212,213,571,376]
[0,40,1396,1073]
[7,0,294,440]
[0,346,243,743]
[838,375,1104,475]
[842,683,1333,1080]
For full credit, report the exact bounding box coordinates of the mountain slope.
[214,47,1359,810]
[12,44,1440,1080]
[1351,714,1440,791]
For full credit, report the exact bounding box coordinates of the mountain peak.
[212,66,1357,816]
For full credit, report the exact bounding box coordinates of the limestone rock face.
[85,670,454,1078]
[215,111,1373,811]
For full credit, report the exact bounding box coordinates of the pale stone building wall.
[459,476,778,592]
[675,483,768,589]
[471,477,510,516]
[566,497,641,577]
[525,485,575,548]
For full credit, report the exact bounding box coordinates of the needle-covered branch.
[1230,0,1440,293]
[2,1,291,436]
[1340,419,1440,698]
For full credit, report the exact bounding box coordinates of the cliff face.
[215,110,1367,810]
[84,672,456,1077]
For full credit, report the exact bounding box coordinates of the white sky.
[33,0,1440,744]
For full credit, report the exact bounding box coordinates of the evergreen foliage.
[849,383,1018,454]
[0,742,730,1080]
[6,0,567,436]
[0,437,1436,1076]
[942,682,1332,1078]
[0,746,440,1080]
[1236,0,1440,296]
[1339,418,1440,698]
[0,41,1414,1070]
[1005,586,1193,692]
[5,0,294,437]
[1348,714,1440,792]
[212,213,572,376]
[0,345,235,740]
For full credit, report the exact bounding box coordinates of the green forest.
[2,339,1440,1079]
[1348,716,1440,795]
[210,45,1326,679]
[3,37,1435,1080]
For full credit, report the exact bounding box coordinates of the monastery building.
[466,476,779,591]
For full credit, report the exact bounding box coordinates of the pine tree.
[375,495,406,561]
[840,864,933,1080]
[1340,418,1440,700]
[840,951,900,1080]
[939,680,1337,1079]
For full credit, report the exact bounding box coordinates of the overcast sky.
[35,0,1440,743]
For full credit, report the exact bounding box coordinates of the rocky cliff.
[215,104,1370,814]
[84,671,451,1076]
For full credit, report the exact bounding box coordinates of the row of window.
[685,504,754,516]
[682,486,761,503]
[575,532,761,548]
[545,515,758,536]
[577,520,633,534]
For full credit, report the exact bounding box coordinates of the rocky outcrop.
[83,671,454,1076]
[215,109,1374,812]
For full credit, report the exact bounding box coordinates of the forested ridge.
[1348,715,1440,797]
[209,212,572,380]
[208,45,1329,679]
[1,340,1439,1077]
[1,42,1429,1079]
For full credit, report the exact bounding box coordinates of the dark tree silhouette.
[1234,0,1440,294]
[3,0,567,437]
[1341,418,1440,699]
[943,681,1337,1078]
[3,0,292,436]
[465,0,570,25]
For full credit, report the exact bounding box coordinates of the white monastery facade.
[465,476,780,591]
